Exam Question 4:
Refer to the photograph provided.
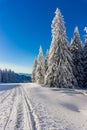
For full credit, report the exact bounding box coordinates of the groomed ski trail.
[0,84,40,130]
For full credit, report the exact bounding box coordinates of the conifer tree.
[44,50,49,84]
[32,58,38,82]
[36,46,44,84]
[44,50,49,74]
[45,8,78,88]
[83,28,87,87]
[70,27,83,88]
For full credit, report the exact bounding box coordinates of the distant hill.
[18,73,32,77]
[16,73,32,83]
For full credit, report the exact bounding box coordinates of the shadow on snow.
[0,83,20,91]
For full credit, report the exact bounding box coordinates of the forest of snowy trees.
[0,69,16,83]
[0,69,31,83]
[32,8,87,88]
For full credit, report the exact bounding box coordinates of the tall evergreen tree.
[70,27,83,88]
[44,50,49,74]
[83,29,87,87]
[45,8,78,88]
[44,50,49,84]
[36,46,44,84]
[32,58,38,82]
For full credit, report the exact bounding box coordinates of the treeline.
[32,8,87,88]
[0,69,31,83]
[0,69,15,83]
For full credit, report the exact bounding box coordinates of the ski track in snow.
[0,84,39,130]
[0,83,87,130]
[0,90,12,104]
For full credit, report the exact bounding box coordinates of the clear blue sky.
[0,0,87,73]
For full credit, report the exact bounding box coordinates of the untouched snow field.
[0,83,87,130]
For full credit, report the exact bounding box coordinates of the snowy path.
[0,83,87,130]
[0,84,37,130]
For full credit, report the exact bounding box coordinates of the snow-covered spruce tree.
[83,28,87,87]
[32,58,38,82]
[45,8,78,88]
[43,50,49,83]
[70,27,83,88]
[44,50,49,73]
[36,46,44,84]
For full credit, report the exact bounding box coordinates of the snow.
[0,83,87,130]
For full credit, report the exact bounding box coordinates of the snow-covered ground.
[0,83,87,130]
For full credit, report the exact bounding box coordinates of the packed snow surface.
[0,83,87,130]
